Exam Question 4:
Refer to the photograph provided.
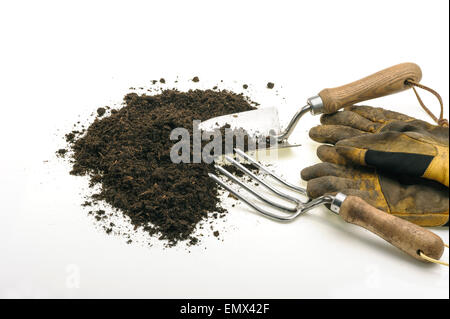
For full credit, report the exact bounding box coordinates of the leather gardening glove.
[301,105,449,227]
[309,105,449,187]
[301,145,449,227]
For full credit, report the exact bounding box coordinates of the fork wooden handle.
[339,195,444,262]
[319,63,422,114]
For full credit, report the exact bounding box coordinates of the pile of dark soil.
[64,89,258,246]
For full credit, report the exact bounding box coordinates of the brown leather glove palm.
[302,105,449,227]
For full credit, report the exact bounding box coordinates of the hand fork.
[209,149,447,264]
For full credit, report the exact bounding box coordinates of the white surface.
[0,0,448,299]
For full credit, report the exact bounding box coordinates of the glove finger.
[317,145,351,165]
[320,111,381,133]
[338,189,385,211]
[309,124,367,144]
[306,176,359,198]
[301,162,354,181]
[334,145,366,166]
[344,105,415,123]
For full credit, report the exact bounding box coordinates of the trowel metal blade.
[199,107,281,139]
[199,107,300,149]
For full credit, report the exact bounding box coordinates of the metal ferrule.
[330,192,347,214]
[307,95,324,115]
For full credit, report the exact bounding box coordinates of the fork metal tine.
[210,151,333,221]
[209,173,302,221]
[215,165,297,213]
[234,148,307,195]
[224,155,305,204]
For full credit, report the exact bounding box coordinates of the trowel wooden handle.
[339,195,444,262]
[318,63,422,114]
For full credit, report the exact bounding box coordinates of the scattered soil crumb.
[56,149,67,157]
[97,107,106,117]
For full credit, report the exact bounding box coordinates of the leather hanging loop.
[406,79,449,127]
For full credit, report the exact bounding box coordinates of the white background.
[0,0,448,298]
